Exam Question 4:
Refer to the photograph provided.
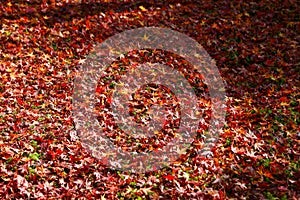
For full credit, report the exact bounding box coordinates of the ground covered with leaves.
[0,0,299,199]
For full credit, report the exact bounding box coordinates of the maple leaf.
[140,187,153,195]
[15,175,29,191]
[163,174,175,181]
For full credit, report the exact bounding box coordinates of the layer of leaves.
[0,0,299,199]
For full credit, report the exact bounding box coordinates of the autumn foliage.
[0,0,299,199]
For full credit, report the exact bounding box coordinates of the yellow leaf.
[139,20,144,26]
[234,99,242,102]
[101,195,106,200]
[246,98,252,105]
[39,67,45,72]
[139,6,147,11]
[280,102,289,106]
[143,33,149,41]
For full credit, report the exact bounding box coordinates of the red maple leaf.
[163,174,175,181]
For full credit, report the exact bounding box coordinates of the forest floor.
[0,0,299,199]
